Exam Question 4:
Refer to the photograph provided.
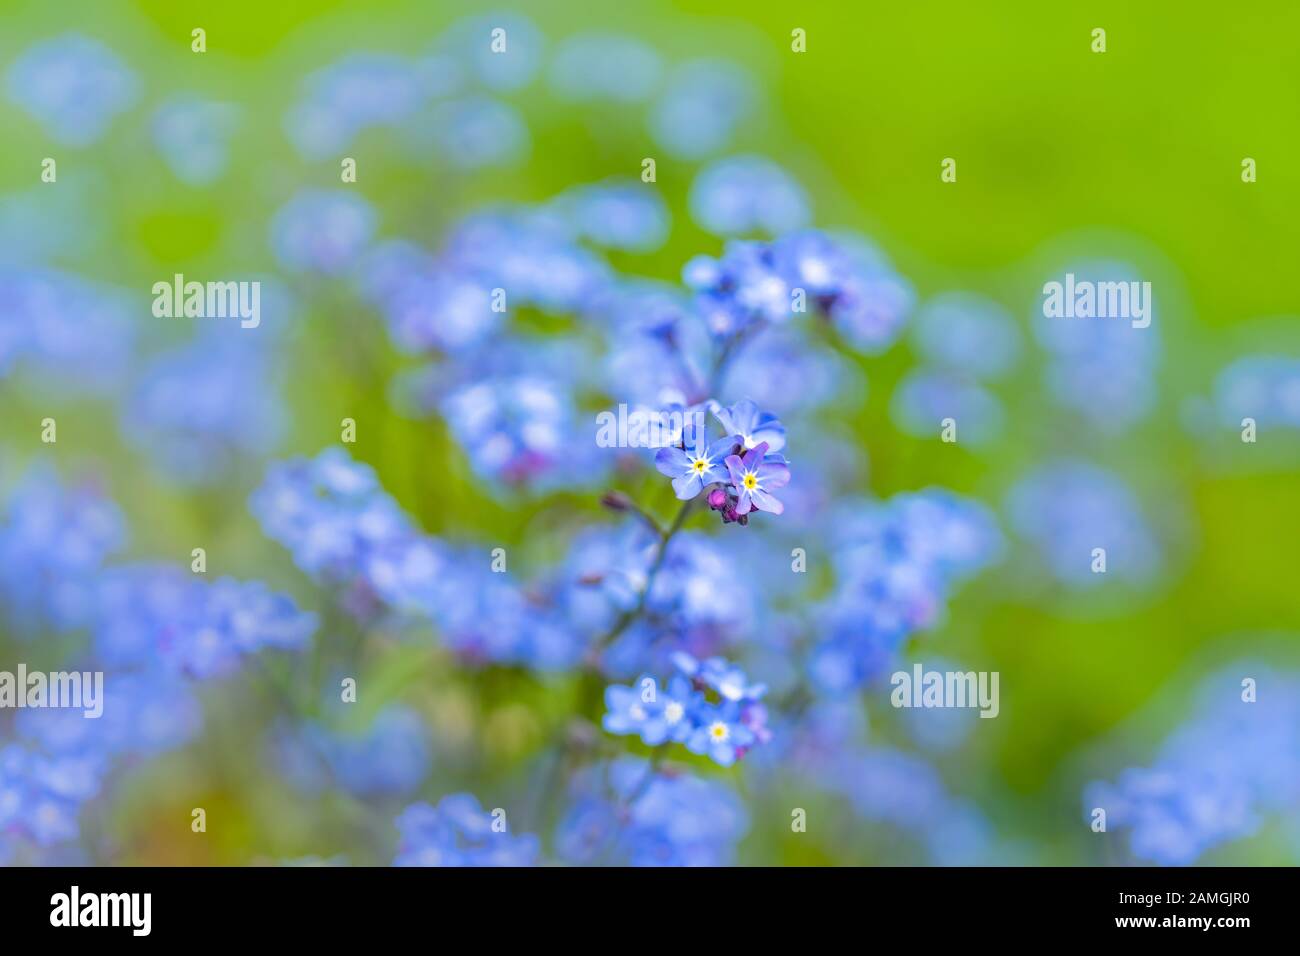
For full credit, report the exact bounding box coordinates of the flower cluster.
[0,267,136,394]
[684,230,914,350]
[654,398,791,524]
[252,446,588,669]
[1206,354,1300,431]
[4,33,138,146]
[0,464,315,862]
[1085,664,1300,865]
[603,653,769,767]
[809,490,1003,693]
[1005,459,1162,592]
[556,758,749,865]
[394,794,539,867]
[0,464,125,635]
[274,706,432,799]
[1032,260,1160,433]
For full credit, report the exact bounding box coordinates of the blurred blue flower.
[357,241,502,354]
[1005,460,1161,590]
[270,189,376,275]
[672,651,768,703]
[890,369,1005,446]
[285,53,427,159]
[395,793,539,866]
[1085,664,1300,865]
[441,209,609,313]
[552,179,669,252]
[912,292,1021,380]
[5,34,138,145]
[251,447,414,589]
[548,32,662,103]
[689,155,809,237]
[152,96,240,185]
[808,490,1002,692]
[412,96,529,169]
[0,268,137,393]
[711,398,786,453]
[1033,261,1160,433]
[435,13,544,91]
[684,231,913,351]
[716,325,863,415]
[595,280,711,405]
[557,758,749,865]
[441,374,594,488]
[0,464,125,635]
[278,706,431,798]
[122,331,286,483]
[649,59,757,160]
[86,562,316,679]
[1209,355,1300,430]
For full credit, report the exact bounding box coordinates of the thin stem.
[708,320,765,389]
[588,496,695,658]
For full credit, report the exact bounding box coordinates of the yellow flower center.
[742,473,758,490]
[691,457,709,474]
[709,721,729,741]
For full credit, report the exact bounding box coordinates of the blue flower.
[649,59,756,160]
[547,33,662,103]
[689,155,809,237]
[434,13,544,92]
[711,398,786,454]
[0,268,137,393]
[411,96,529,169]
[1032,260,1160,433]
[1208,354,1300,430]
[654,425,740,500]
[394,793,539,866]
[722,441,791,516]
[603,657,769,766]
[356,241,502,354]
[1005,460,1160,591]
[441,374,595,488]
[890,369,1005,446]
[269,189,376,275]
[0,463,126,635]
[152,96,240,185]
[553,179,670,253]
[603,675,699,746]
[556,759,749,865]
[5,34,138,146]
[807,491,1002,692]
[672,652,767,703]
[1084,664,1300,865]
[911,292,1021,381]
[122,331,286,484]
[284,53,426,159]
[685,700,755,766]
[278,707,431,798]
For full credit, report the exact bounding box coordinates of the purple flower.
[654,426,739,500]
[711,398,786,453]
[723,441,790,516]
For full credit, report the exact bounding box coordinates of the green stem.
[588,496,696,658]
